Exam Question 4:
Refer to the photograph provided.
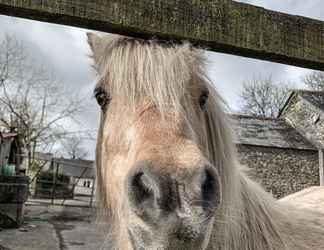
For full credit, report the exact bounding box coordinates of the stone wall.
[237,144,320,198]
[282,96,324,148]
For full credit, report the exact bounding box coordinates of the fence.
[0,1,323,71]
[26,156,95,208]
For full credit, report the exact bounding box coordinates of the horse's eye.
[94,88,111,110]
[199,90,209,110]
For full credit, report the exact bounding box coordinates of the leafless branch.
[0,34,87,171]
[303,71,324,91]
[239,76,293,118]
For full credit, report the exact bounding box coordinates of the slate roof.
[279,90,324,117]
[54,158,95,179]
[34,152,54,161]
[298,90,324,113]
[230,114,315,150]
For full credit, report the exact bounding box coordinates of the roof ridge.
[229,113,284,121]
[231,113,316,150]
[295,89,324,94]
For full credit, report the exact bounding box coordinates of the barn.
[232,90,324,198]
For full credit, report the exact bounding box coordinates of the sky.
[0,0,323,159]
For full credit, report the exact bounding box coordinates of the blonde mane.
[92,34,324,250]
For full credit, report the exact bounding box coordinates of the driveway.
[0,204,108,250]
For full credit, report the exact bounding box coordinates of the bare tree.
[303,71,324,91]
[239,76,292,118]
[0,34,84,173]
[61,135,89,160]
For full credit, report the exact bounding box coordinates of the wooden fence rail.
[0,0,323,70]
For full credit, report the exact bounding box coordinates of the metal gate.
[26,155,95,208]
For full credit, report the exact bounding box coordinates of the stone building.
[231,90,324,198]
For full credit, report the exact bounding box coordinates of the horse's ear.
[87,32,105,65]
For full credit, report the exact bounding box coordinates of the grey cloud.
[0,15,99,158]
[206,52,312,112]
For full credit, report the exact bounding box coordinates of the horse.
[87,33,324,250]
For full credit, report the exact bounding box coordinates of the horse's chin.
[127,221,213,250]
[128,235,208,250]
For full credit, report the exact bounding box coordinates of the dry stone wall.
[237,144,319,198]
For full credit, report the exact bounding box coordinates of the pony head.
[88,33,237,250]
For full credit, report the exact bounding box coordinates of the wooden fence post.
[319,149,324,186]
[89,178,95,208]
[51,162,59,205]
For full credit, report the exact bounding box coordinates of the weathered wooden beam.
[0,0,323,70]
[319,149,324,186]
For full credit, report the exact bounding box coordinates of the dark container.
[0,175,29,228]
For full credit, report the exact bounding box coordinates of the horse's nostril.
[201,168,221,210]
[131,172,153,205]
[129,167,161,220]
